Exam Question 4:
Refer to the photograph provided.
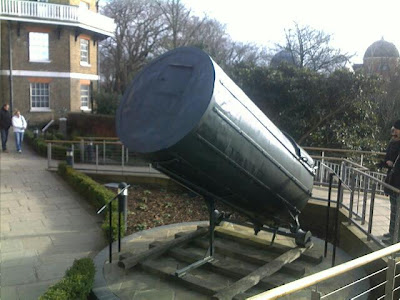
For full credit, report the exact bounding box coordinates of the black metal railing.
[97,183,130,263]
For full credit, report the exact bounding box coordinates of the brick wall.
[10,77,71,125]
[1,22,9,71]
[10,23,71,72]
[1,76,10,105]
[51,0,97,12]
[69,34,97,74]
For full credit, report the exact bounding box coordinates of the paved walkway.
[0,134,106,300]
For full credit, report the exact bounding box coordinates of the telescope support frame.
[174,197,217,277]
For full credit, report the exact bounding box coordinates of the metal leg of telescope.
[270,228,278,246]
[174,198,216,277]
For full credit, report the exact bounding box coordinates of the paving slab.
[1,135,106,299]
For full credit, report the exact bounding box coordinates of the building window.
[30,83,50,110]
[29,32,49,62]
[80,85,90,109]
[79,1,90,9]
[80,39,89,64]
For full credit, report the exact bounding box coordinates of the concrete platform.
[93,222,369,300]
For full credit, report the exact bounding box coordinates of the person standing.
[0,103,12,152]
[382,120,400,245]
[12,110,27,153]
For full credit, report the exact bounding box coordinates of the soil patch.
[108,184,244,235]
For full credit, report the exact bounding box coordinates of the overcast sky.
[181,0,400,64]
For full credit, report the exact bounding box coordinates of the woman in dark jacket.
[382,121,400,245]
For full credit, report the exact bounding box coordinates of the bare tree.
[101,0,167,93]
[100,0,268,94]
[278,23,353,73]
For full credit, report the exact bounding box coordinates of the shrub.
[57,163,125,240]
[67,112,116,137]
[94,91,121,115]
[39,258,95,300]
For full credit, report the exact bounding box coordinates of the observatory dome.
[270,50,297,68]
[364,39,399,59]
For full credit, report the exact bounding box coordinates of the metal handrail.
[313,156,368,170]
[247,243,400,300]
[76,137,119,141]
[45,140,122,145]
[303,146,385,156]
[351,167,400,194]
[97,184,130,263]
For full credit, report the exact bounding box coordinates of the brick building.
[0,0,114,124]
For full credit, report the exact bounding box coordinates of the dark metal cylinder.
[117,47,315,227]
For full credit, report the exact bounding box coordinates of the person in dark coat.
[0,103,12,152]
[382,120,400,245]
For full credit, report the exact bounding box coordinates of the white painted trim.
[0,70,99,80]
[80,107,92,111]
[29,60,52,64]
[80,62,92,67]
[30,108,52,112]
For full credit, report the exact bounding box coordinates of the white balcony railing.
[0,0,115,36]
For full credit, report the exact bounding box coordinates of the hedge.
[57,163,125,240]
[67,112,116,137]
[39,258,95,300]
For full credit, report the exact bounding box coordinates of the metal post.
[126,148,129,164]
[103,140,106,164]
[325,173,334,258]
[71,144,75,166]
[8,21,14,113]
[356,174,361,216]
[332,180,341,267]
[80,139,84,163]
[118,193,121,253]
[109,202,112,263]
[118,182,128,232]
[311,289,322,300]
[208,198,215,257]
[384,258,396,300]
[320,151,325,183]
[340,161,345,183]
[66,148,73,166]
[361,177,368,225]
[360,154,364,167]
[393,194,400,245]
[47,142,52,169]
[349,172,356,225]
[95,145,99,172]
[121,145,125,173]
[367,184,376,241]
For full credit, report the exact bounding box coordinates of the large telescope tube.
[117,47,315,228]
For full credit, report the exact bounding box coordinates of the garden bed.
[108,184,244,235]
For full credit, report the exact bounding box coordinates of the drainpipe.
[97,40,100,94]
[96,0,101,94]
[8,21,14,113]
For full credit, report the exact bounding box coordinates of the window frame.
[30,82,51,112]
[79,1,90,9]
[80,84,91,111]
[29,32,50,63]
[80,38,90,66]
